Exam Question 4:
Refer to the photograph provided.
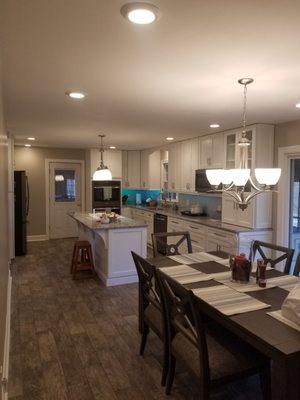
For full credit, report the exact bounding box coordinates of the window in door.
[289,159,300,270]
[55,169,76,202]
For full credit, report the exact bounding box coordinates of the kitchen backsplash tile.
[178,193,222,219]
[122,189,161,205]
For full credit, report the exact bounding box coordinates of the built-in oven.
[153,213,168,255]
[92,180,121,213]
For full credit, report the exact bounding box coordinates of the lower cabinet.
[131,208,153,245]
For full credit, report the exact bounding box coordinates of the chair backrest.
[151,231,192,257]
[131,252,161,331]
[251,240,294,274]
[156,269,210,382]
[293,252,300,277]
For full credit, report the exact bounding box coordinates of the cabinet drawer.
[206,228,237,245]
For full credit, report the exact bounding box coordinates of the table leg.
[272,358,300,400]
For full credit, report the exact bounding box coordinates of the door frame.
[45,159,85,240]
[277,145,300,246]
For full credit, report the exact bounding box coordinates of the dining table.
[148,250,300,400]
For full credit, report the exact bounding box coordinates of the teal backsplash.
[179,193,222,219]
[122,189,161,205]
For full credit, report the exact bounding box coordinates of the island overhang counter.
[70,212,147,286]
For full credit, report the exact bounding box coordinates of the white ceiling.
[2,0,300,149]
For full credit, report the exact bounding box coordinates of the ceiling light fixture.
[296,103,300,108]
[92,135,112,181]
[210,124,220,128]
[109,146,116,149]
[121,2,160,25]
[27,137,35,141]
[205,78,281,210]
[166,137,174,141]
[24,144,31,147]
[65,91,86,99]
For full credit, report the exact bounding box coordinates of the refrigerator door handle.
[26,175,30,217]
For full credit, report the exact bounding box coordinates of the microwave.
[195,169,213,192]
[92,180,121,209]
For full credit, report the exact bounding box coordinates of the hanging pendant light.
[205,78,281,210]
[92,134,112,181]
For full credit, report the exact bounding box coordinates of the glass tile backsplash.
[122,189,161,205]
[178,193,222,219]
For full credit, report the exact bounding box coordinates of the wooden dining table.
[148,251,300,400]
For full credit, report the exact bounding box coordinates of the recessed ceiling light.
[27,137,35,141]
[296,103,300,108]
[109,146,116,149]
[121,3,160,25]
[65,91,86,99]
[210,124,220,128]
[24,144,31,147]
[166,137,174,141]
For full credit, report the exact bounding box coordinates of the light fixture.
[109,146,116,149]
[210,124,220,128]
[55,175,64,182]
[24,144,31,147]
[27,137,35,141]
[92,134,112,181]
[121,3,160,25]
[206,78,281,210]
[296,103,300,108]
[166,137,174,141]
[65,91,86,99]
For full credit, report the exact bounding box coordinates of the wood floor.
[9,239,263,400]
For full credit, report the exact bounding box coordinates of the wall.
[274,119,300,164]
[0,58,9,384]
[14,146,86,236]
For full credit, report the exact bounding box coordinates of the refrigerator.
[14,171,29,255]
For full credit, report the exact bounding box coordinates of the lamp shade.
[92,167,112,181]
[254,168,281,186]
[221,169,233,185]
[230,168,250,187]
[206,169,223,186]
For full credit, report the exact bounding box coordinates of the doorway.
[289,159,300,268]
[47,161,84,239]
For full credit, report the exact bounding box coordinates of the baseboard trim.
[1,272,12,400]
[27,234,48,242]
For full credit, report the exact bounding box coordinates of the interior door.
[289,158,300,271]
[49,162,82,239]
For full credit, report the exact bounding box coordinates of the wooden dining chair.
[293,252,300,276]
[250,240,294,274]
[131,251,168,386]
[156,270,271,399]
[151,231,192,258]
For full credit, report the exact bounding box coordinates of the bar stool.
[70,240,95,279]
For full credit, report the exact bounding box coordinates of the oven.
[92,180,121,213]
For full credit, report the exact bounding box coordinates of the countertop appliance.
[14,170,29,255]
[153,213,168,255]
[92,180,121,213]
[195,169,213,193]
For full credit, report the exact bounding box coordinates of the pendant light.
[92,134,112,181]
[205,78,281,210]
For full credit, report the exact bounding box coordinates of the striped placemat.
[216,277,277,292]
[267,275,300,291]
[267,310,300,332]
[192,285,270,316]
[159,265,212,284]
[169,252,229,266]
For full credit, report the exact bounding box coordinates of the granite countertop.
[70,212,148,230]
[125,205,272,234]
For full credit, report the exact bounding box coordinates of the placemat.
[267,310,300,333]
[160,264,212,284]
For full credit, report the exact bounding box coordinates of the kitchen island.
[70,212,147,286]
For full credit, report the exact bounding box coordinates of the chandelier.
[206,78,281,210]
[92,134,112,181]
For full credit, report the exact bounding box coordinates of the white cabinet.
[199,134,224,169]
[90,149,122,179]
[122,150,141,188]
[141,149,161,189]
[180,138,199,192]
[168,142,182,191]
[131,208,153,245]
[206,228,238,255]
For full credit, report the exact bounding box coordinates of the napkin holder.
[230,254,252,283]
[281,284,300,326]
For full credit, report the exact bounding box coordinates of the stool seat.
[71,240,96,280]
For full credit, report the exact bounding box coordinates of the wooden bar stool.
[70,240,95,279]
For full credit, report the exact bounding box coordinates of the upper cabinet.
[122,150,141,188]
[90,149,122,179]
[141,149,161,189]
[180,138,199,192]
[199,133,225,169]
[168,142,182,191]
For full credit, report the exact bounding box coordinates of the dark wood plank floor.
[9,239,263,400]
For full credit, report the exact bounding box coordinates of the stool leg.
[72,246,80,279]
[87,246,95,275]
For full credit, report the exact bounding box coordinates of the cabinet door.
[225,133,237,169]
[221,195,238,225]
[168,143,181,191]
[141,149,149,188]
[199,136,213,168]
[148,150,161,189]
[127,151,141,188]
[212,134,225,168]
[103,150,122,179]
[181,138,199,192]
[236,130,253,169]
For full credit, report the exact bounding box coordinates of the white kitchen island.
[70,212,147,286]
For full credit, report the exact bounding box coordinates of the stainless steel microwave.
[195,169,212,192]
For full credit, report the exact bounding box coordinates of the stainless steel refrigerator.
[14,170,29,255]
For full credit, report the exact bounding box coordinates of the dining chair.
[131,251,168,386]
[293,252,300,276]
[250,240,294,274]
[151,231,192,257]
[156,270,271,399]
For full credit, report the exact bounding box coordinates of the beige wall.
[14,146,86,236]
[274,119,300,164]
[0,60,9,373]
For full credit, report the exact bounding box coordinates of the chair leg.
[165,354,176,395]
[161,340,169,387]
[139,325,149,356]
[259,368,271,400]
